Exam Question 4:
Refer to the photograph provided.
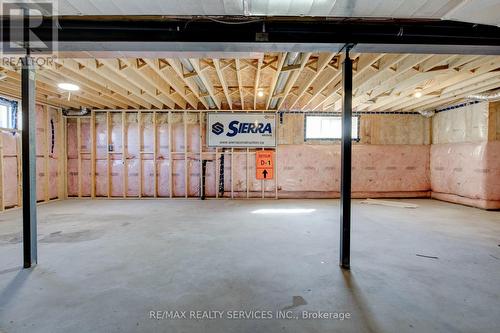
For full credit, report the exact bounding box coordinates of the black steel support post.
[22,55,37,268]
[340,46,353,269]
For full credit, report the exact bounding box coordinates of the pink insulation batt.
[277,144,430,198]
[62,112,499,210]
[431,142,500,209]
[2,131,20,207]
[66,120,78,196]
[2,104,62,208]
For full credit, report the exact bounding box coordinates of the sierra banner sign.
[207,113,277,147]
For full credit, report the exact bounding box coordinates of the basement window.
[0,97,19,130]
[305,115,359,141]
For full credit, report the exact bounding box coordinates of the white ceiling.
[53,0,500,27]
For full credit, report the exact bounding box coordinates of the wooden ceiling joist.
[0,53,497,113]
[213,59,233,110]
[235,59,245,110]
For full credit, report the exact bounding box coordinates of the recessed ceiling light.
[257,89,264,97]
[58,83,80,91]
[414,88,423,98]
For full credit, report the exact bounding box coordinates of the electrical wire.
[207,17,263,25]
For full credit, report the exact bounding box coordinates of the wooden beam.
[45,60,134,109]
[253,57,263,110]
[166,58,209,109]
[38,70,119,109]
[235,59,245,110]
[100,59,175,109]
[266,53,287,110]
[299,53,348,110]
[73,59,153,109]
[276,52,312,110]
[353,54,458,109]
[56,59,146,108]
[310,53,384,111]
[124,58,186,108]
[144,59,199,109]
[213,59,233,110]
[288,52,335,109]
[188,58,222,109]
[80,59,163,109]
[371,56,500,111]
[407,74,500,111]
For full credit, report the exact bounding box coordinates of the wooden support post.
[167,111,172,198]
[62,115,67,199]
[215,147,219,199]
[138,111,142,198]
[261,148,264,199]
[0,134,4,212]
[275,113,279,199]
[184,111,188,198]
[246,110,249,199]
[153,111,158,198]
[246,148,249,199]
[231,110,234,199]
[44,105,49,202]
[58,109,65,200]
[106,111,111,198]
[231,148,234,199]
[77,117,82,198]
[122,111,127,198]
[198,111,202,198]
[90,110,96,198]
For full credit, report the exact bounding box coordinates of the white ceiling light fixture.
[257,89,264,97]
[413,88,423,98]
[58,83,80,91]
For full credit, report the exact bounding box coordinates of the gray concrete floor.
[0,199,499,333]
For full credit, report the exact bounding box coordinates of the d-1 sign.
[256,151,274,180]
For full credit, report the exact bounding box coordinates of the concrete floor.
[0,199,499,333]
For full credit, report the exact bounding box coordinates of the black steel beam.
[22,56,37,268]
[3,17,500,47]
[340,46,353,270]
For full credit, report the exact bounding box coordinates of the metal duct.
[62,107,90,116]
[205,96,216,108]
[466,89,500,102]
[270,52,301,109]
[181,59,217,109]
[418,110,435,118]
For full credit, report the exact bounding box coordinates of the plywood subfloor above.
[0,53,499,112]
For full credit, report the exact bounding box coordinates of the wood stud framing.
[0,105,64,211]
[64,110,278,200]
